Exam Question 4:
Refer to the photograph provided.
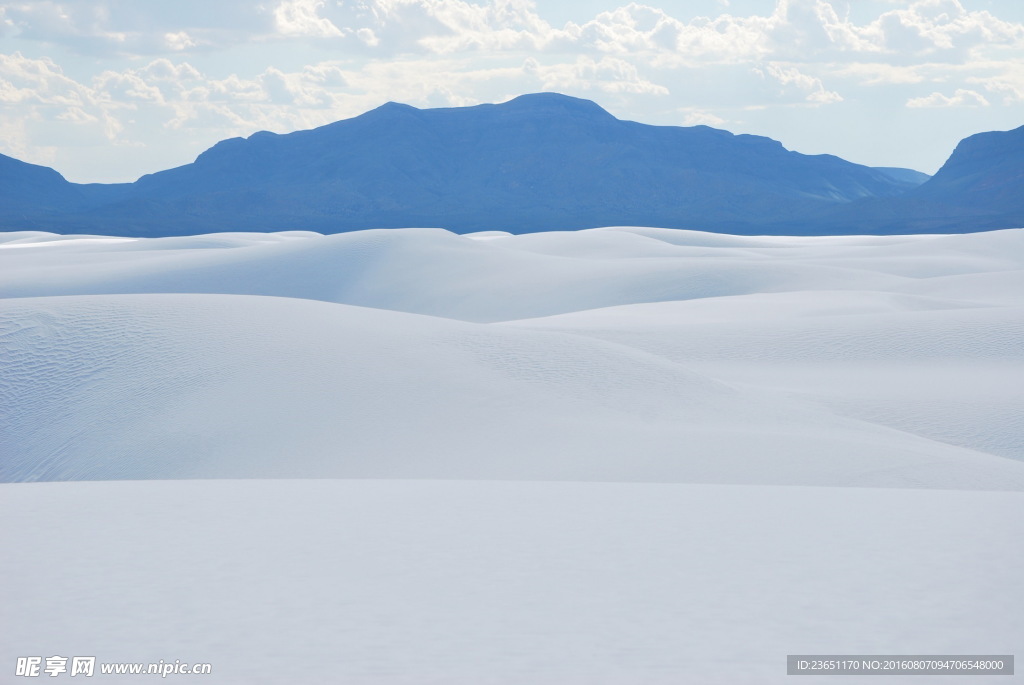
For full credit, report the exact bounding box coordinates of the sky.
[1,0,1022,183]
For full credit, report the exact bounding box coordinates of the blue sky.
[1,0,1022,183]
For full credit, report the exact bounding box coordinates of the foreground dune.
[1,479,1020,684]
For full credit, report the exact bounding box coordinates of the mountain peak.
[359,93,615,122]
[364,101,421,117]
[501,92,616,120]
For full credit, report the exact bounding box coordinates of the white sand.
[2,226,1021,682]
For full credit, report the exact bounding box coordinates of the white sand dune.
[508,292,1024,460]
[8,227,1017,323]
[2,226,1022,486]
[2,226,1023,683]
[7,292,1022,487]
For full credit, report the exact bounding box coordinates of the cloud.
[763,0,881,57]
[524,55,669,95]
[415,0,556,53]
[979,80,1022,105]
[141,59,203,82]
[356,27,380,47]
[0,0,273,56]
[905,87,989,107]
[869,0,1024,58]
[0,51,128,149]
[164,31,198,51]
[94,69,169,104]
[0,112,57,166]
[833,62,926,85]
[969,62,1024,104]
[274,0,344,38]
[0,52,91,108]
[679,108,726,127]
[754,61,843,104]
[2,0,1022,68]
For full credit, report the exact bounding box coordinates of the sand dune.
[7,292,1020,487]
[3,226,1023,684]
[8,227,1018,323]
[3,227,1023,487]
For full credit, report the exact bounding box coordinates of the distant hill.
[0,93,1018,236]
[783,124,1024,235]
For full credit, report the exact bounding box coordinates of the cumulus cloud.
[969,62,1024,104]
[0,51,129,149]
[325,0,1020,64]
[356,27,380,46]
[679,108,726,127]
[834,62,927,85]
[770,62,840,101]
[414,0,555,53]
[870,0,1024,57]
[905,87,989,107]
[141,59,203,82]
[2,0,1021,67]
[0,52,92,109]
[523,55,669,95]
[164,31,198,51]
[979,79,1022,104]
[274,0,344,38]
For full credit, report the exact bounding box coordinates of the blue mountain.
[0,93,1017,236]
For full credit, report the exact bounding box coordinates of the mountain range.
[0,92,1020,236]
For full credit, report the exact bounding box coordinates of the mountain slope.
[0,153,87,223]
[787,125,1024,234]
[913,125,1024,210]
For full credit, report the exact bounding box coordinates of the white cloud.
[164,31,198,51]
[302,63,349,87]
[56,106,98,124]
[93,71,166,105]
[356,27,380,47]
[141,59,203,82]
[0,52,91,108]
[969,62,1024,104]
[755,62,843,105]
[273,0,344,38]
[870,0,1024,57]
[980,80,1022,104]
[403,0,555,53]
[2,0,1021,68]
[764,0,881,57]
[0,0,272,55]
[679,108,725,127]
[0,112,57,167]
[524,55,669,95]
[905,87,989,107]
[834,62,926,85]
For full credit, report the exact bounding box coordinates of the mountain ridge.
[0,92,1018,236]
